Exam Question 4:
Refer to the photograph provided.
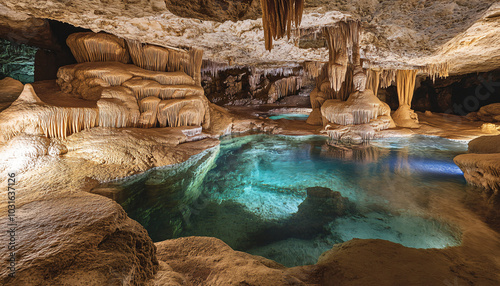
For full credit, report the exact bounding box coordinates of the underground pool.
[106,134,469,267]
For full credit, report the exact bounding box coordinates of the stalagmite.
[260,0,305,51]
[393,70,420,128]
[67,32,130,63]
[310,88,326,109]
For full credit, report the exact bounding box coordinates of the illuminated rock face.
[454,135,500,194]
[0,32,211,141]
[0,193,158,286]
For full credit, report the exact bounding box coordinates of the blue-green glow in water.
[268,113,309,120]
[113,135,468,267]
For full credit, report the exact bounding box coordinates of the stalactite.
[158,85,205,100]
[138,96,161,128]
[123,79,161,100]
[127,40,202,86]
[37,106,98,139]
[127,40,169,72]
[321,20,361,92]
[178,104,203,127]
[97,98,131,128]
[260,0,305,51]
[100,87,140,126]
[302,61,324,79]
[188,48,203,86]
[322,23,348,92]
[347,20,361,66]
[396,70,417,106]
[156,96,206,127]
[139,96,161,113]
[421,62,449,82]
[365,69,381,96]
[267,76,302,103]
[201,60,231,77]
[263,67,296,77]
[379,69,396,88]
[67,32,130,63]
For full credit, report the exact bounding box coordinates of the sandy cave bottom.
[96,134,487,267]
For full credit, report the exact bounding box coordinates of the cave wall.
[380,69,500,115]
[201,65,312,106]
[0,39,37,83]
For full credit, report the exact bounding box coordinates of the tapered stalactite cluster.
[260,0,305,51]
[302,61,324,79]
[421,62,449,82]
[322,20,361,92]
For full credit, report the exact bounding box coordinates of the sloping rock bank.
[455,135,500,194]
[153,236,500,286]
[0,192,158,285]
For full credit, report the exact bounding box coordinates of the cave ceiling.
[0,0,499,75]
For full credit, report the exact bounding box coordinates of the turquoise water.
[268,113,309,120]
[112,135,469,267]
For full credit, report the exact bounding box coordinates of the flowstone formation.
[320,68,395,143]
[0,32,210,142]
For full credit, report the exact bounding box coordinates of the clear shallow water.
[268,113,309,120]
[111,135,469,267]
